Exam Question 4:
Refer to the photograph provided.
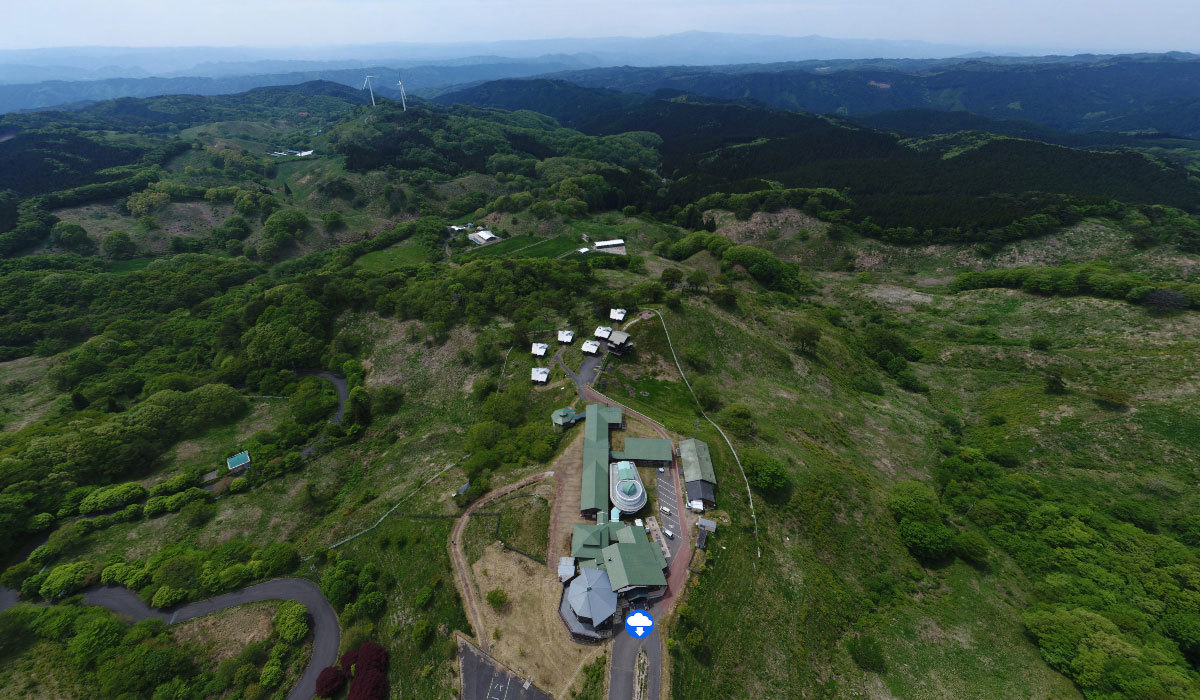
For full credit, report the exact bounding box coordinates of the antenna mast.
[361,74,377,107]
[396,74,408,111]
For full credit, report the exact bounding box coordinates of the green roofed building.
[552,407,583,431]
[611,437,673,465]
[572,523,610,561]
[581,404,623,518]
[602,540,668,593]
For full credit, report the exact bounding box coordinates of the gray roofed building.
[558,557,576,583]
[610,461,647,514]
[686,480,715,507]
[607,330,633,355]
[567,567,618,624]
[697,518,717,533]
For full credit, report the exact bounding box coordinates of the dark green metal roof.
[680,438,716,485]
[613,437,673,463]
[581,404,622,513]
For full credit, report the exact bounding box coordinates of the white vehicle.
[663,529,675,539]
[658,467,665,473]
[660,506,672,516]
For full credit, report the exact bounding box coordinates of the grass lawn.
[511,236,584,259]
[0,641,90,700]
[108,258,154,274]
[456,235,538,258]
[461,480,552,565]
[356,242,429,270]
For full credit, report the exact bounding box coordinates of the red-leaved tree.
[347,667,387,700]
[356,641,388,673]
[315,666,348,698]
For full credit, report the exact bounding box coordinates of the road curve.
[2,578,339,700]
[448,471,554,653]
[297,369,349,425]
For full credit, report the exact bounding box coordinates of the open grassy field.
[461,480,553,565]
[457,235,539,258]
[157,398,291,479]
[469,543,606,697]
[356,241,429,270]
[604,235,1200,698]
[511,235,585,259]
[331,512,469,699]
[0,355,55,433]
[50,200,236,252]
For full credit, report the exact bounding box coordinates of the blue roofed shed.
[226,451,251,473]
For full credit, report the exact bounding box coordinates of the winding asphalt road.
[0,372,351,700]
[296,370,348,425]
[1,578,339,700]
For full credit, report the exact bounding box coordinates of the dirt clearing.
[470,543,605,698]
[547,431,585,565]
[171,601,280,662]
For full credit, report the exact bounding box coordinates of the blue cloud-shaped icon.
[625,610,654,638]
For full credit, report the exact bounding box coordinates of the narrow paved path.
[610,624,661,700]
[557,346,604,403]
[2,578,339,700]
[297,369,349,425]
[448,471,554,652]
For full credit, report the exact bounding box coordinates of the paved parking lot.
[655,467,683,559]
[460,642,553,700]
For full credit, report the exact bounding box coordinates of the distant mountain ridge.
[0,58,594,114]
[536,56,1200,137]
[0,32,989,76]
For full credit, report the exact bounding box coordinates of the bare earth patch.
[470,543,605,698]
[171,601,280,662]
[708,207,829,243]
[548,431,586,563]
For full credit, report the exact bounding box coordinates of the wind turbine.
[396,74,408,111]
[361,74,377,107]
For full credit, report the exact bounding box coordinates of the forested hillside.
[2,76,1200,700]
[440,80,1200,244]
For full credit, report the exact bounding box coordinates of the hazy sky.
[4,0,1198,53]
